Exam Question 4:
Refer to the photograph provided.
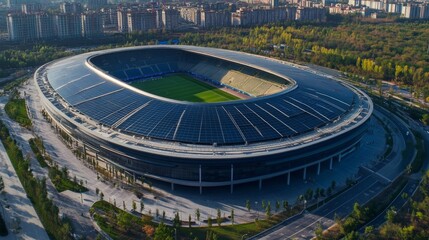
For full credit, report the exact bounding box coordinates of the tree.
[132,201,136,211]
[315,188,321,201]
[100,192,104,201]
[173,212,180,228]
[266,202,272,219]
[320,188,325,197]
[143,225,155,238]
[0,177,4,192]
[154,222,173,240]
[231,208,235,225]
[140,200,144,212]
[117,211,132,232]
[123,200,126,210]
[216,209,222,226]
[386,206,397,223]
[61,166,68,178]
[421,113,429,125]
[376,80,382,96]
[364,226,374,235]
[195,208,200,222]
[276,200,280,212]
[344,231,360,240]
[305,188,313,201]
[207,216,213,228]
[205,230,218,240]
[283,200,289,211]
[314,222,324,240]
[188,214,192,228]
[245,200,251,212]
[353,202,362,220]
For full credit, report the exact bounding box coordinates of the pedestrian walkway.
[0,140,49,240]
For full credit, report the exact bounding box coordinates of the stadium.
[34,45,373,193]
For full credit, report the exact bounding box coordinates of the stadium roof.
[43,45,362,146]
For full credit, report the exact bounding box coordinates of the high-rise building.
[117,6,128,32]
[60,2,83,14]
[21,3,42,14]
[361,0,385,10]
[200,10,231,28]
[401,3,420,18]
[322,0,341,7]
[81,12,103,37]
[348,0,361,7]
[87,0,107,10]
[101,7,118,28]
[232,7,293,27]
[127,10,157,32]
[36,13,55,39]
[6,13,37,41]
[285,6,298,20]
[7,0,24,10]
[180,7,201,25]
[387,2,402,13]
[271,0,279,8]
[161,8,179,31]
[296,7,326,22]
[419,4,429,19]
[54,13,82,38]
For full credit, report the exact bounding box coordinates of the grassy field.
[130,74,240,103]
[5,98,32,129]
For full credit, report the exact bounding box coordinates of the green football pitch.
[130,74,240,103]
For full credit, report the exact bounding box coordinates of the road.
[360,177,419,231]
[252,106,413,240]
[375,106,415,181]
[253,174,385,240]
[363,108,429,230]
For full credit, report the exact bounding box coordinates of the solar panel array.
[45,46,357,146]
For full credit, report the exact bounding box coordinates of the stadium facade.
[34,45,373,193]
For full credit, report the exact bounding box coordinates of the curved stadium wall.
[35,45,373,189]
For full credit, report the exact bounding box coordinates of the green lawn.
[5,98,32,129]
[130,74,240,103]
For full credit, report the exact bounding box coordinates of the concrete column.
[303,167,307,180]
[317,162,321,175]
[230,164,234,194]
[287,172,290,185]
[171,183,174,191]
[259,179,262,190]
[329,158,333,170]
[199,165,202,195]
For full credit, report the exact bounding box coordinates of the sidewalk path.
[0,140,49,240]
